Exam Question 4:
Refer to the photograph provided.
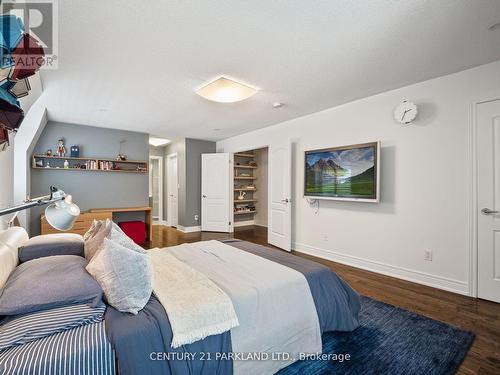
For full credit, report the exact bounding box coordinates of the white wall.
[0,138,14,229]
[218,60,500,295]
[0,75,44,229]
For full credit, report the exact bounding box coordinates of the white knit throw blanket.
[149,248,239,348]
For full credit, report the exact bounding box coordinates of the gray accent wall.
[163,138,215,228]
[185,139,216,227]
[30,122,149,235]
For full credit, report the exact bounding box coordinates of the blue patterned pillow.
[0,303,106,351]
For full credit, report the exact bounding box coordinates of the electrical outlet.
[194,215,199,221]
[424,249,433,261]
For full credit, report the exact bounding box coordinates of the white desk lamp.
[0,186,80,231]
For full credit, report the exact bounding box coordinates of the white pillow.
[0,227,29,288]
[83,220,101,241]
[84,220,112,260]
[0,241,18,289]
[86,238,152,314]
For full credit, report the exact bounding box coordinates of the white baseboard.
[293,242,470,296]
[254,223,267,228]
[234,220,255,227]
[156,220,169,226]
[177,225,201,233]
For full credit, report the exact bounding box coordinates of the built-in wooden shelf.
[33,155,146,163]
[234,165,257,169]
[32,154,148,173]
[234,210,257,215]
[234,153,255,158]
[234,199,257,204]
[234,150,258,221]
[32,167,146,174]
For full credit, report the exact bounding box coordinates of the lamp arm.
[0,187,65,217]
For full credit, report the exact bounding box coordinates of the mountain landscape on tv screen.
[305,146,375,197]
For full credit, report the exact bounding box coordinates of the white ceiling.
[40,0,500,141]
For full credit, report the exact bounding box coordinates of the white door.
[268,143,292,251]
[477,98,500,303]
[167,154,178,227]
[201,153,230,232]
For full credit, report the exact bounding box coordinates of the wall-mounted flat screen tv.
[304,141,380,202]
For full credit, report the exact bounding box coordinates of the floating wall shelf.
[32,155,148,173]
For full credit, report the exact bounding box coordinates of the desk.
[89,207,152,242]
[41,206,152,241]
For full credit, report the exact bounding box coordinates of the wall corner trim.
[293,242,470,296]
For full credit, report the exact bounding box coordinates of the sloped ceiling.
[40,0,500,140]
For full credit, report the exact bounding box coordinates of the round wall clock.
[394,100,418,124]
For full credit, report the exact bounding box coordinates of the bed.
[0,232,360,375]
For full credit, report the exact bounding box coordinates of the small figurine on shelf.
[57,139,66,157]
[64,160,69,169]
[238,191,246,200]
[45,149,52,156]
[116,140,127,160]
[70,145,80,158]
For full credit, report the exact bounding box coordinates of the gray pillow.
[19,233,84,263]
[86,238,152,315]
[0,255,103,315]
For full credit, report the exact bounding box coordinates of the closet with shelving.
[233,147,268,228]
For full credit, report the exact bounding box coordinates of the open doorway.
[149,156,163,223]
[233,147,268,229]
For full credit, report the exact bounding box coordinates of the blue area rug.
[278,296,474,375]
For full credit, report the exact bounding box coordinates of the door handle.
[481,208,500,215]
[281,198,289,203]
[202,195,207,198]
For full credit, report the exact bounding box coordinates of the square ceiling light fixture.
[195,76,258,103]
[149,137,171,147]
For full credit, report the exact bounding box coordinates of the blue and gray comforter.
[106,239,361,375]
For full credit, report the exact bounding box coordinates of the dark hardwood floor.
[150,225,500,375]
